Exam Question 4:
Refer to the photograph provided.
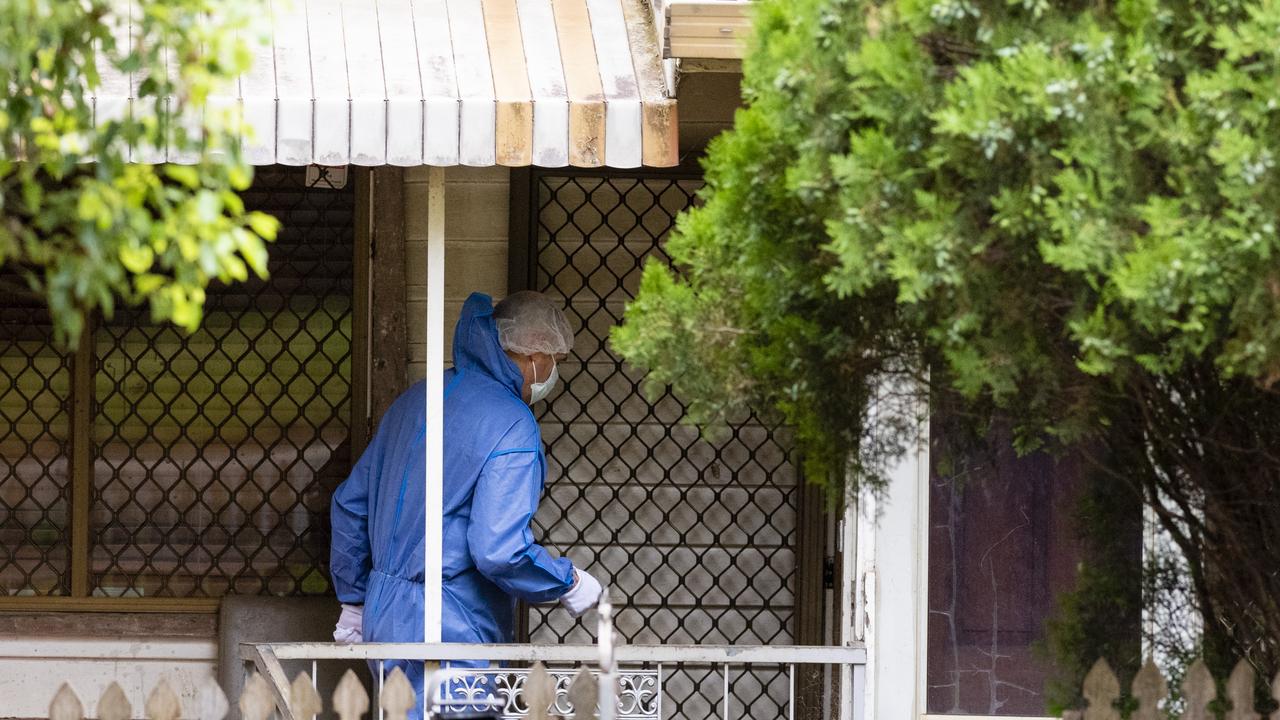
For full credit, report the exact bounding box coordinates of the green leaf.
[0,0,272,348]
[164,164,200,188]
[119,244,155,273]
[134,273,167,295]
[246,210,279,240]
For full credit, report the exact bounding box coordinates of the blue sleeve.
[330,427,382,604]
[467,444,574,603]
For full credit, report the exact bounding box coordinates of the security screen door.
[515,169,817,720]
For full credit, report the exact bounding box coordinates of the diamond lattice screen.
[0,272,71,596]
[528,172,799,720]
[90,166,354,597]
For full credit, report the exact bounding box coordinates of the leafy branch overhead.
[1,0,279,347]
[613,0,1280,682]
[613,0,1280,488]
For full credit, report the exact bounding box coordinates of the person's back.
[328,291,602,706]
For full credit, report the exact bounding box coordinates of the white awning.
[95,0,680,168]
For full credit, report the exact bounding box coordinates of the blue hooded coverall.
[329,292,575,703]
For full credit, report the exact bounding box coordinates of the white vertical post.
[787,663,795,720]
[838,498,857,720]
[862,384,931,720]
[656,663,664,720]
[597,589,616,720]
[851,664,867,720]
[423,166,446,644]
[722,664,730,720]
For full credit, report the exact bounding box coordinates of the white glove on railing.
[333,603,363,644]
[560,569,603,618]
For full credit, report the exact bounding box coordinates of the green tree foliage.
[0,0,278,347]
[1039,467,1144,712]
[614,0,1280,688]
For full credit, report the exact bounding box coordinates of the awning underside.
[95,0,679,168]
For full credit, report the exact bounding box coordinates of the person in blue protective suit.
[327,290,603,709]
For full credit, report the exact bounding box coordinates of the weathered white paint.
[377,0,426,166]
[619,0,679,166]
[0,638,215,720]
[343,0,390,166]
[840,499,858,720]
[517,0,570,167]
[413,0,461,167]
[93,0,676,167]
[199,1,684,167]
[307,0,351,165]
[239,1,278,165]
[859,394,928,720]
[446,0,498,167]
[204,2,245,162]
[271,0,315,165]
[587,0,644,168]
[859,387,1059,720]
[1,640,216,660]
[254,642,867,664]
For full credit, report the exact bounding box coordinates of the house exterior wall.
[404,166,512,383]
[673,72,740,152]
[0,639,216,720]
[0,68,743,720]
[0,615,218,720]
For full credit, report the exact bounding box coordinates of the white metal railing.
[243,595,865,720]
[241,643,866,720]
[245,642,869,665]
[424,665,660,720]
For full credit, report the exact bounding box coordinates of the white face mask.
[529,357,559,405]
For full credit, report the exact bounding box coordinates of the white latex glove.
[559,569,603,618]
[333,603,363,644]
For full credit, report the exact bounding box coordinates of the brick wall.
[403,166,511,382]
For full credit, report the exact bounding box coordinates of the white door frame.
[859,399,1054,720]
[857,407,930,719]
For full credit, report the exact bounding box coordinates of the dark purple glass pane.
[926,421,1085,716]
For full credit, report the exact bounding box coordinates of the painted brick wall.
[0,638,216,719]
[404,166,511,382]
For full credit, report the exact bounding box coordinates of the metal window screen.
[527,172,800,720]
[90,166,354,597]
[0,274,71,596]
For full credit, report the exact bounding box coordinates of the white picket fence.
[46,662,604,720]
[1064,657,1280,720]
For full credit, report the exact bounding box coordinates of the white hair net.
[493,291,574,356]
